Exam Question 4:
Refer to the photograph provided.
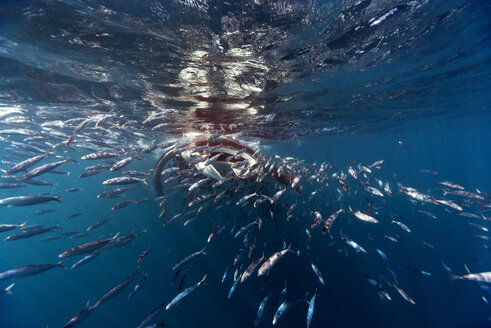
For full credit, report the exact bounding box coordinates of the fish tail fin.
[58,261,67,269]
[200,247,207,255]
[142,178,148,185]
[55,195,63,203]
[20,221,28,228]
[451,274,459,282]
[112,232,121,239]
[200,274,207,285]
[3,283,15,295]
[348,205,353,212]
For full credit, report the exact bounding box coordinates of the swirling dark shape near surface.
[153,139,290,197]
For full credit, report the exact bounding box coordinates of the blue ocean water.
[0,1,490,327]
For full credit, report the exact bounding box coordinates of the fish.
[311,262,325,286]
[79,169,105,178]
[311,211,323,229]
[1,283,15,295]
[341,234,367,253]
[278,281,287,305]
[272,297,306,325]
[291,174,302,189]
[71,253,100,270]
[71,233,91,239]
[59,233,120,257]
[241,253,265,283]
[110,155,138,171]
[166,274,206,310]
[419,210,437,219]
[306,292,316,328]
[234,234,249,266]
[234,219,258,239]
[350,207,378,223]
[384,235,399,243]
[0,194,62,206]
[391,220,411,233]
[346,240,367,253]
[172,247,207,271]
[399,185,433,203]
[98,186,135,198]
[162,213,182,227]
[138,248,152,263]
[393,284,416,304]
[322,208,342,234]
[434,199,463,211]
[87,216,112,231]
[452,271,491,284]
[63,301,93,328]
[81,152,121,160]
[376,249,390,266]
[0,183,24,189]
[369,160,384,168]
[41,236,65,241]
[93,270,140,308]
[437,181,464,190]
[0,262,65,281]
[18,159,73,180]
[136,300,166,328]
[33,209,57,215]
[189,193,215,207]
[270,188,286,204]
[420,169,438,175]
[236,193,257,206]
[188,178,208,191]
[255,294,270,328]
[366,186,384,197]
[443,189,484,200]
[128,274,149,300]
[0,221,27,233]
[406,266,432,276]
[228,274,241,299]
[111,199,134,210]
[258,246,292,276]
[102,176,146,185]
[5,224,59,241]
[384,182,393,197]
[468,222,488,232]
[398,140,407,151]
[3,152,50,176]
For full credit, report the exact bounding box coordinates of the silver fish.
[166,274,206,310]
[0,194,62,206]
[255,294,270,328]
[0,262,64,281]
[172,247,207,271]
[93,270,140,308]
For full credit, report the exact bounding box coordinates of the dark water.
[0,1,490,327]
